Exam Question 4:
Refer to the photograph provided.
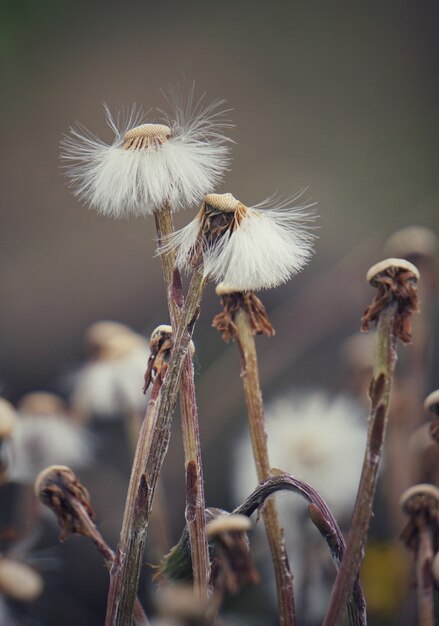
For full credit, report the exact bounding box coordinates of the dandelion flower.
[61,89,232,217]
[162,192,316,291]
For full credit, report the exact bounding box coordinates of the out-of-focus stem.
[154,205,210,601]
[234,307,296,626]
[416,516,435,626]
[105,269,206,626]
[323,304,397,626]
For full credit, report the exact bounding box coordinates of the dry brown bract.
[361,265,420,343]
[212,290,275,342]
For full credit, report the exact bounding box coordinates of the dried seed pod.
[206,514,252,538]
[18,392,66,416]
[361,257,420,343]
[366,258,420,285]
[425,390,439,417]
[34,465,94,540]
[400,483,439,516]
[0,399,16,439]
[0,558,43,602]
[213,284,275,341]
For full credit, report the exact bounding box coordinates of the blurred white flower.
[234,391,365,518]
[61,87,232,217]
[163,192,315,291]
[233,391,366,622]
[7,412,91,485]
[71,323,149,420]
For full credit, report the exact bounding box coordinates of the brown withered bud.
[34,465,94,541]
[400,484,439,552]
[212,283,275,342]
[361,258,420,343]
[424,390,439,444]
[206,513,260,595]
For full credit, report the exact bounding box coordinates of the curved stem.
[234,474,366,626]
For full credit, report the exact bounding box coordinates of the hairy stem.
[71,499,149,626]
[154,206,210,601]
[416,516,435,626]
[323,304,398,626]
[233,308,296,626]
[105,269,206,626]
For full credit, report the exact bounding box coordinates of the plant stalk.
[416,515,435,626]
[233,307,296,626]
[323,303,398,626]
[154,206,210,601]
[71,496,149,626]
[105,269,206,626]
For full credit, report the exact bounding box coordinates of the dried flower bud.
[0,558,43,602]
[206,514,252,538]
[366,258,420,285]
[400,484,439,516]
[425,390,439,417]
[385,226,438,261]
[34,465,94,540]
[213,284,275,341]
[361,258,420,343]
[144,324,194,392]
[0,399,16,439]
[18,392,66,416]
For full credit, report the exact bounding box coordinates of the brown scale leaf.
[361,267,419,343]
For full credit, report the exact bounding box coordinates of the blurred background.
[1,1,439,624]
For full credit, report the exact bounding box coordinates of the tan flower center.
[122,123,171,150]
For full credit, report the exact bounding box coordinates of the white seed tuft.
[162,192,316,291]
[61,88,232,218]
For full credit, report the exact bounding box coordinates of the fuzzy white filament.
[60,89,232,217]
[163,193,316,291]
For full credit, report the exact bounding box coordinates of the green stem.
[234,307,296,626]
[154,206,210,601]
[105,269,206,626]
[323,303,398,626]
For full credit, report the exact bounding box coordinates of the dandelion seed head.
[61,88,232,217]
[204,192,241,213]
[123,123,171,149]
[163,192,316,291]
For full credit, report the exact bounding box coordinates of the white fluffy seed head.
[162,192,316,291]
[61,89,232,218]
